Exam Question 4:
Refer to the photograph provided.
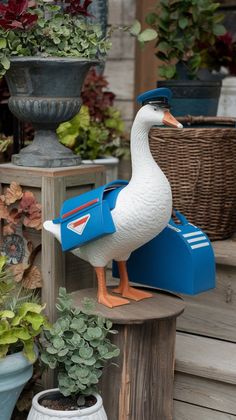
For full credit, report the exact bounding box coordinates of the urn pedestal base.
[12,153,81,167]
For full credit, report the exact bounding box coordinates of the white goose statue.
[44,88,183,308]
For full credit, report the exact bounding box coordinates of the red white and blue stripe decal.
[67,214,91,235]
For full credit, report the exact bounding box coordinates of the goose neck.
[130,119,157,176]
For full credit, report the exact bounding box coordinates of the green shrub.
[40,288,119,403]
[0,255,48,361]
[146,0,226,79]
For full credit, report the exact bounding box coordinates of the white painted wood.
[82,158,119,183]
[174,373,236,415]
[217,77,236,118]
[108,0,122,24]
[174,400,236,420]
[175,333,236,385]
[104,60,135,101]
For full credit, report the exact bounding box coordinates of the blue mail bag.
[113,211,215,295]
[53,180,128,252]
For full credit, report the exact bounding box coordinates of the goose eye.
[153,107,157,111]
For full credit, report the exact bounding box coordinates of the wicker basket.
[149,116,236,240]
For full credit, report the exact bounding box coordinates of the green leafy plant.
[0,255,48,362]
[0,134,12,153]
[146,0,226,79]
[0,0,157,77]
[40,287,119,406]
[57,69,130,160]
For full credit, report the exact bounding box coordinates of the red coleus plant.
[203,32,236,76]
[82,69,115,121]
[0,0,37,30]
[65,0,93,17]
[0,182,42,233]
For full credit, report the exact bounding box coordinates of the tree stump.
[72,287,185,420]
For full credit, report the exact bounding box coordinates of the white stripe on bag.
[191,242,210,249]
[183,231,203,238]
[187,236,207,243]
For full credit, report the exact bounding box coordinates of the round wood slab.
[71,287,185,324]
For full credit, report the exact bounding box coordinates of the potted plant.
[28,287,120,419]
[204,32,236,117]
[0,255,48,420]
[0,134,12,162]
[57,69,130,182]
[0,0,156,168]
[146,0,226,116]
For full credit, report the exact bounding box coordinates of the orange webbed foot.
[98,292,130,308]
[113,285,152,301]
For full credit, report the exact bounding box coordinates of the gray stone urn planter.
[0,350,34,420]
[5,57,98,168]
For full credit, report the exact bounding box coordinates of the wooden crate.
[0,163,105,321]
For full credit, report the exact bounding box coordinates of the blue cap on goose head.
[137,88,172,107]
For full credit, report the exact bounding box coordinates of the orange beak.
[163,111,183,128]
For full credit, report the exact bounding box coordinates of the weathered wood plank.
[72,288,185,324]
[65,253,95,293]
[177,300,236,342]
[174,400,236,420]
[177,264,236,342]
[175,333,236,385]
[101,319,177,420]
[135,0,160,103]
[41,176,66,322]
[213,240,236,267]
[174,373,236,415]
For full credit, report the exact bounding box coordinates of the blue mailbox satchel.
[53,180,128,251]
[113,211,215,295]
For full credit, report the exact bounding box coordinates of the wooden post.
[135,0,160,103]
[72,288,185,420]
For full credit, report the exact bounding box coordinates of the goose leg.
[95,267,130,308]
[113,261,152,301]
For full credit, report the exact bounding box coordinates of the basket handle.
[177,115,236,126]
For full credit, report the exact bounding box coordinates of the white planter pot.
[27,388,107,420]
[82,157,119,184]
[217,77,236,117]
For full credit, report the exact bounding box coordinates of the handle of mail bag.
[170,209,188,228]
[176,115,236,127]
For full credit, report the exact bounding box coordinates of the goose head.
[136,87,183,130]
[135,104,183,130]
